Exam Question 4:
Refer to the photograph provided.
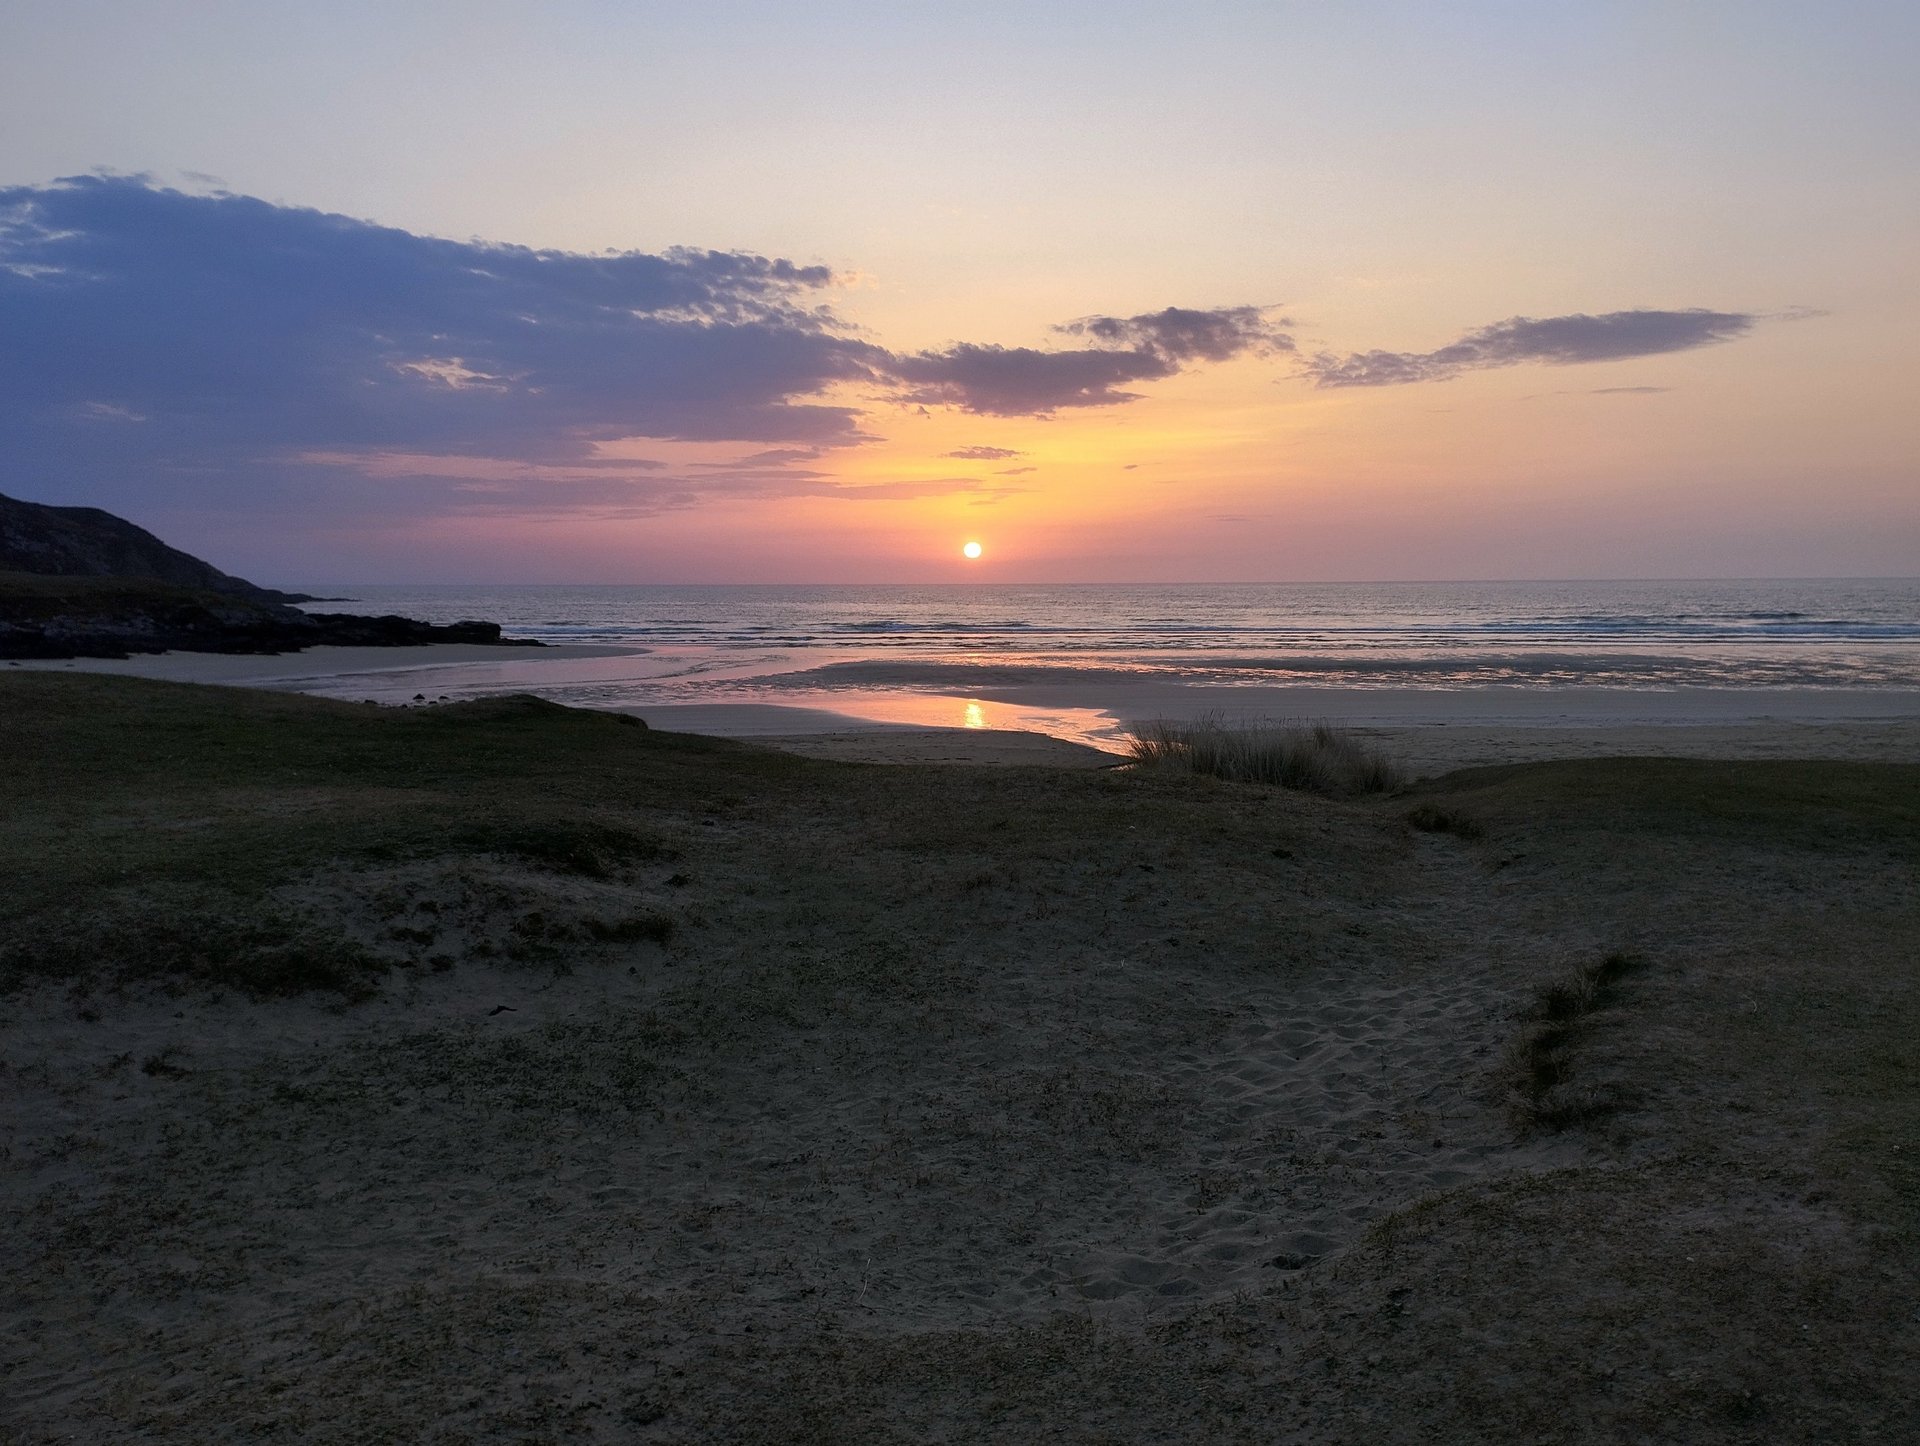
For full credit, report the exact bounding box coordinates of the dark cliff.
[0,493,531,659]
[0,491,312,604]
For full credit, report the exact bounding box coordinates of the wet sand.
[20,643,1919,770]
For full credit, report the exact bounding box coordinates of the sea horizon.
[296,578,1920,680]
[297,572,1920,589]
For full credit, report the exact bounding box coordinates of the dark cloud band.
[885,343,1176,416]
[1305,309,1755,387]
[883,305,1287,417]
[1057,305,1293,362]
[0,174,882,499]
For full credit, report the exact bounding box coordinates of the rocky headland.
[0,492,529,658]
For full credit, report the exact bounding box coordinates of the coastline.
[10,639,629,684]
[19,642,1919,769]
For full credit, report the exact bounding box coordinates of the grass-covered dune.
[3,673,1916,1442]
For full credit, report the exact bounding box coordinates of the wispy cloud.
[292,450,1019,521]
[826,476,1029,503]
[945,444,1023,460]
[1303,309,1755,388]
[719,447,828,465]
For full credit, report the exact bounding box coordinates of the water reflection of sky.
[290,582,1920,696]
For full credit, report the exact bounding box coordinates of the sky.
[2,1,1915,584]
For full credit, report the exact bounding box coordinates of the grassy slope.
[2,674,1915,1443]
[1,679,700,996]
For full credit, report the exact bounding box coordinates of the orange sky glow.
[2,3,1914,582]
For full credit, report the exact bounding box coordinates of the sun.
[962,541,983,560]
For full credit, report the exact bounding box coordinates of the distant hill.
[0,491,526,659]
[0,491,312,604]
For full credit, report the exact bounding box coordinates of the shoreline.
[15,642,1919,769]
[9,640,632,684]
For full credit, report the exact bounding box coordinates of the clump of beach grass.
[1405,802,1486,839]
[1504,951,1642,1131]
[1127,715,1405,796]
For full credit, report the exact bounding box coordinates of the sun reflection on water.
[963,701,987,729]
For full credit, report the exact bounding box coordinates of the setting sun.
[962,541,983,560]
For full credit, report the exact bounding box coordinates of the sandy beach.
[19,643,1920,773]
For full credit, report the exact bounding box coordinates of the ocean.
[305,579,1920,689]
[273,579,1920,748]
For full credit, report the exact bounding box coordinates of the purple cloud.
[886,343,1176,416]
[1305,309,1755,387]
[1057,305,1293,362]
[886,305,1287,418]
[0,173,886,517]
